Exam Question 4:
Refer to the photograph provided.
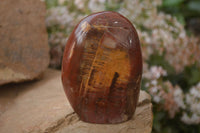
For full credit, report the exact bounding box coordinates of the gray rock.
[0,69,152,133]
[0,0,49,85]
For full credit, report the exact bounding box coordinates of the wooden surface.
[0,69,152,133]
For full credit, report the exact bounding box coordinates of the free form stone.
[62,11,143,124]
[0,0,49,85]
[0,69,152,133]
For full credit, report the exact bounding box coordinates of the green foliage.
[104,0,122,11]
[147,54,200,91]
[147,53,175,74]
[45,0,59,9]
[145,53,200,132]
[187,1,200,12]
[152,105,200,133]
[159,0,200,24]
[162,0,184,6]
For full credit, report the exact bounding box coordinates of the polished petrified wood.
[62,11,142,124]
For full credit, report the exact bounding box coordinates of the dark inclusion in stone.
[62,11,142,124]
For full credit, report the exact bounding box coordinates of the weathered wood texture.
[0,69,152,133]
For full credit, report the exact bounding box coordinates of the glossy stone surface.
[62,11,142,124]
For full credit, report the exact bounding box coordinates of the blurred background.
[44,0,200,132]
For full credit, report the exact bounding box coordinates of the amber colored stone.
[61,11,142,124]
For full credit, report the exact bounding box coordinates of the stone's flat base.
[0,69,152,133]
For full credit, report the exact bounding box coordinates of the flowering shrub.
[45,0,200,132]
